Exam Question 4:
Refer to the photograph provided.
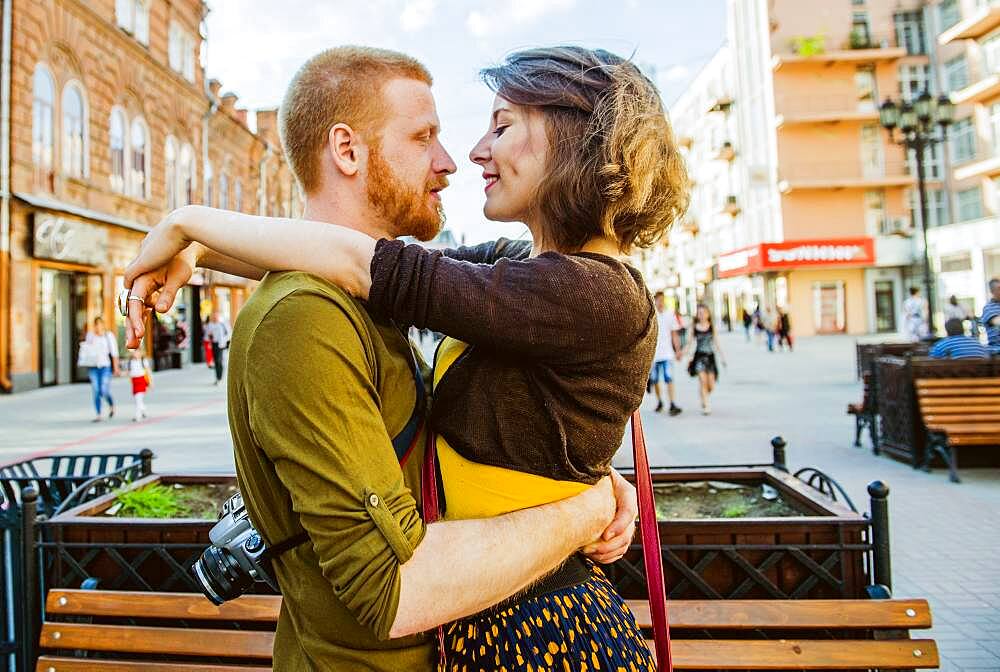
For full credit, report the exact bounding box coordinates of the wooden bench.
[915,377,1000,482]
[847,371,878,450]
[37,589,939,670]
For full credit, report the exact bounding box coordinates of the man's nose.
[434,140,457,175]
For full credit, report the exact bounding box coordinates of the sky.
[203,0,727,244]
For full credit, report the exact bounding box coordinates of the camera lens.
[193,544,256,605]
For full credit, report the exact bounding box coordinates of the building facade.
[930,0,1000,317]
[666,0,949,337]
[0,0,296,393]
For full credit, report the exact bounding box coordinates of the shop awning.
[14,192,151,233]
[717,238,876,278]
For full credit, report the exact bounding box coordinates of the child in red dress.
[127,350,152,421]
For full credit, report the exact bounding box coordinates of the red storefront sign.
[717,238,875,278]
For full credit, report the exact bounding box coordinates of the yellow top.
[433,337,589,520]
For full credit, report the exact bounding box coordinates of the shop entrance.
[873,279,897,333]
[38,269,103,386]
[813,281,847,334]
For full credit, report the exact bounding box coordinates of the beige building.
[667,0,947,337]
[0,0,296,392]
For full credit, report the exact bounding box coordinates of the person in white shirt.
[127,349,152,421]
[80,317,119,422]
[203,311,232,385]
[902,286,927,342]
[650,291,682,415]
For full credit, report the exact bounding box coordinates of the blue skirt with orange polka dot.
[443,563,657,672]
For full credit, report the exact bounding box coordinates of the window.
[219,173,229,210]
[129,117,148,198]
[32,65,55,171]
[945,56,970,91]
[852,11,872,47]
[109,108,126,193]
[908,142,943,180]
[909,187,948,227]
[165,136,177,209]
[864,189,886,235]
[234,179,242,213]
[179,144,195,205]
[984,33,1000,74]
[898,64,930,101]
[855,66,877,110]
[939,0,961,30]
[116,0,149,45]
[204,162,214,207]
[950,118,976,163]
[61,83,87,178]
[957,186,984,221]
[894,11,926,55]
[940,253,973,273]
[168,22,196,82]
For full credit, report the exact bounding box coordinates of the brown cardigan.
[368,238,657,485]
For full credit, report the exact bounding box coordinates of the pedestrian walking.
[981,278,1000,354]
[685,303,727,415]
[203,311,231,385]
[77,316,119,422]
[762,306,777,352]
[741,307,752,342]
[127,349,153,421]
[903,286,927,342]
[650,291,682,415]
[777,307,793,351]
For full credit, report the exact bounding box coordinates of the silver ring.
[117,288,147,317]
[128,295,145,302]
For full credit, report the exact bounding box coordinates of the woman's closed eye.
[493,125,509,137]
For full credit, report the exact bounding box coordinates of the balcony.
[875,233,917,267]
[938,4,1000,45]
[953,149,1000,181]
[707,95,733,114]
[721,195,740,216]
[772,32,905,70]
[777,158,914,191]
[949,71,1000,106]
[714,141,736,161]
[774,94,880,126]
[677,134,693,149]
[680,215,699,235]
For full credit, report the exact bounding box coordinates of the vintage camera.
[193,491,277,605]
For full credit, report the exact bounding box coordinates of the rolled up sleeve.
[246,290,425,640]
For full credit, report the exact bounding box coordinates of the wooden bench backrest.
[38,590,939,671]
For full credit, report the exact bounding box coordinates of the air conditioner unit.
[883,217,913,237]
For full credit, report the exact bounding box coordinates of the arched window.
[179,144,195,206]
[219,173,229,210]
[109,108,126,193]
[129,117,148,198]
[204,162,214,207]
[61,83,87,178]
[32,65,55,171]
[234,179,242,213]
[165,136,177,209]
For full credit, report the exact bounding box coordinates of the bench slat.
[46,590,280,622]
[47,591,933,631]
[923,414,1000,423]
[916,388,1000,398]
[916,377,1000,388]
[37,657,269,672]
[945,434,1000,446]
[920,400,1000,409]
[924,423,1000,433]
[653,639,940,670]
[624,599,931,630]
[39,623,273,659]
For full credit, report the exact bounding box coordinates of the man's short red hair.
[279,46,432,194]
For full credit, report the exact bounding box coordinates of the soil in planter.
[105,482,239,519]
[654,481,809,519]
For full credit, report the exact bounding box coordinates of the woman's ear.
[327,123,361,177]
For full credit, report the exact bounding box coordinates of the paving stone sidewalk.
[2,333,998,670]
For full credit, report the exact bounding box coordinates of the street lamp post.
[878,91,955,338]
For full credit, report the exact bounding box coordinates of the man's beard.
[366,143,446,242]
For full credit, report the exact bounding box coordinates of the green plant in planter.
[721,503,750,518]
[849,28,872,49]
[115,484,184,518]
[790,34,826,56]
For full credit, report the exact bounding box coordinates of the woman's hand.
[124,244,203,348]
[581,469,637,564]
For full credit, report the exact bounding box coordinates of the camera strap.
[268,338,427,560]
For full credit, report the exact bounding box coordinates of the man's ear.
[328,123,362,177]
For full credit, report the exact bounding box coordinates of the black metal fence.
[0,451,150,672]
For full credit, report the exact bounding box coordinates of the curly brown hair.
[481,46,690,254]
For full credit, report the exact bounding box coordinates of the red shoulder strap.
[421,431,446,669]
[631,411,673,671]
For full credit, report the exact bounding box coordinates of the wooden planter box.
[42,474,235,592]
[607,466,873,601]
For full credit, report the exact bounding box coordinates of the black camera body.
[193,491,278,605]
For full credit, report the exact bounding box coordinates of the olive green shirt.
[227,271,433,671]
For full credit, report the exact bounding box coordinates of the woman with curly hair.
[125,45,688,671]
